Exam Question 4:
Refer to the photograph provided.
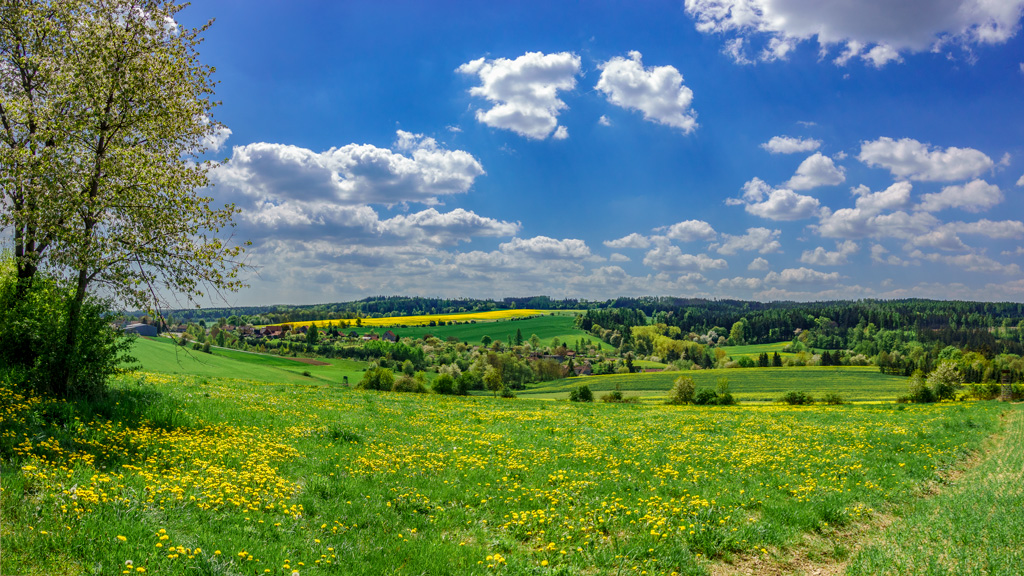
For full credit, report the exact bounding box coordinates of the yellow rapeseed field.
[258,309,553,329]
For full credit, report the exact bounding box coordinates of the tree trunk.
[60,267,89,396]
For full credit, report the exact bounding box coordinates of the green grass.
[721,341,796,358]
[341,314,610,349]
[522,366,909,402]
[845,404,1024,576]
[130,336,368,385]
[1,373,1007,576]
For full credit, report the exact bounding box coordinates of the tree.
[729,320,747,345]
[306,323,319,346]
[1,0,245,394]
[515,328,523,346]
[666,375,695,405]
[530,333,541,349]
[483,365,502,397]
[481,335,492,347]
[927,361,963,401]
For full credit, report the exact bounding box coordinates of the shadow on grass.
[0,374,196,472]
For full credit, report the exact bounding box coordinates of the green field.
[2,371,1015,576]
[340,313,609,349]
[522,366,909,402]
[720,341,796,359]
[130,337,369,385]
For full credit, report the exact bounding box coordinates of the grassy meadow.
[522,366,908,403]
[324,314,608,350]
[2,368,1018,576]
[130,337,370,385]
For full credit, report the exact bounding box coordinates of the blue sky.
[181,1,1024,306]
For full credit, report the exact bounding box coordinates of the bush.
[906,371,936,403]
[666,376,695,405]
[392,373,429,393]
[927,362,963,401]
[500,386,516,398]
[822,393,845,405]
[0,266,133,400]
[569,384,594,402]
[692,388,720,405]
[780,391,815,405]
[433,373,456,395]
[357,365,395,391]
[601,390,624,402]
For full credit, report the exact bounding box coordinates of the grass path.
[706,402,1022,576]
[844,402,1024,576]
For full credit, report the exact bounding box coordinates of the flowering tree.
[0,0,246,395]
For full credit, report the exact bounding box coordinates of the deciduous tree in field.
[0,0,245,395]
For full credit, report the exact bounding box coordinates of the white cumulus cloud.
[745,188,822,220]
[596,51,698,134]
[643,246,728,271]
[800,241,859,266]
[214,131,485,206]
[748,257,771,271]
[684,0,1024,66]
[764,267,841,285]
[499,236,593,259]
[917,179,1003,212]
[858,137,994,182]
[714,227,782,255]
[785,152,846,190]
[604,232,652,249]
[761,135,821,154]
[661,219,718,241]
[458,52,581,140]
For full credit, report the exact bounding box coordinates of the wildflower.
[117,535,127,542]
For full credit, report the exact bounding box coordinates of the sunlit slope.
[129,337,366,385]
[522,366,908,402]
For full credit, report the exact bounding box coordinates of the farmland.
[129,337,369,386]
[337,313,610,350]
[521,366,909,403]
[264,309,560,329]
[2,369,1019,576]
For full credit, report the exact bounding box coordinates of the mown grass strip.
[524,366,909,402]
[845,403,1024,576]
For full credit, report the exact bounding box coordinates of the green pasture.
[720,341,795,358]
[2,370,1012,576]
[522,365,909,402]
[339,313,610,350]
[129,337,368,385]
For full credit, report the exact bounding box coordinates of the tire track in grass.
[844,403,1024,576]
[709,403,1022,576]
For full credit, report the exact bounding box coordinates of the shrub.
[780,391,815,405]
[906,371,936,403]
[927,362,963,401]
[357,365,395,391]
[0,266,133,400]
[392,373,429,393]
[692,388,720,405]
[601,390,624,403]
[569,384,594,402]
[666,376,696,405]
[500,386,516,398]
[433,373,456,395]
[716,377,736,405]
[822,393,845,405]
